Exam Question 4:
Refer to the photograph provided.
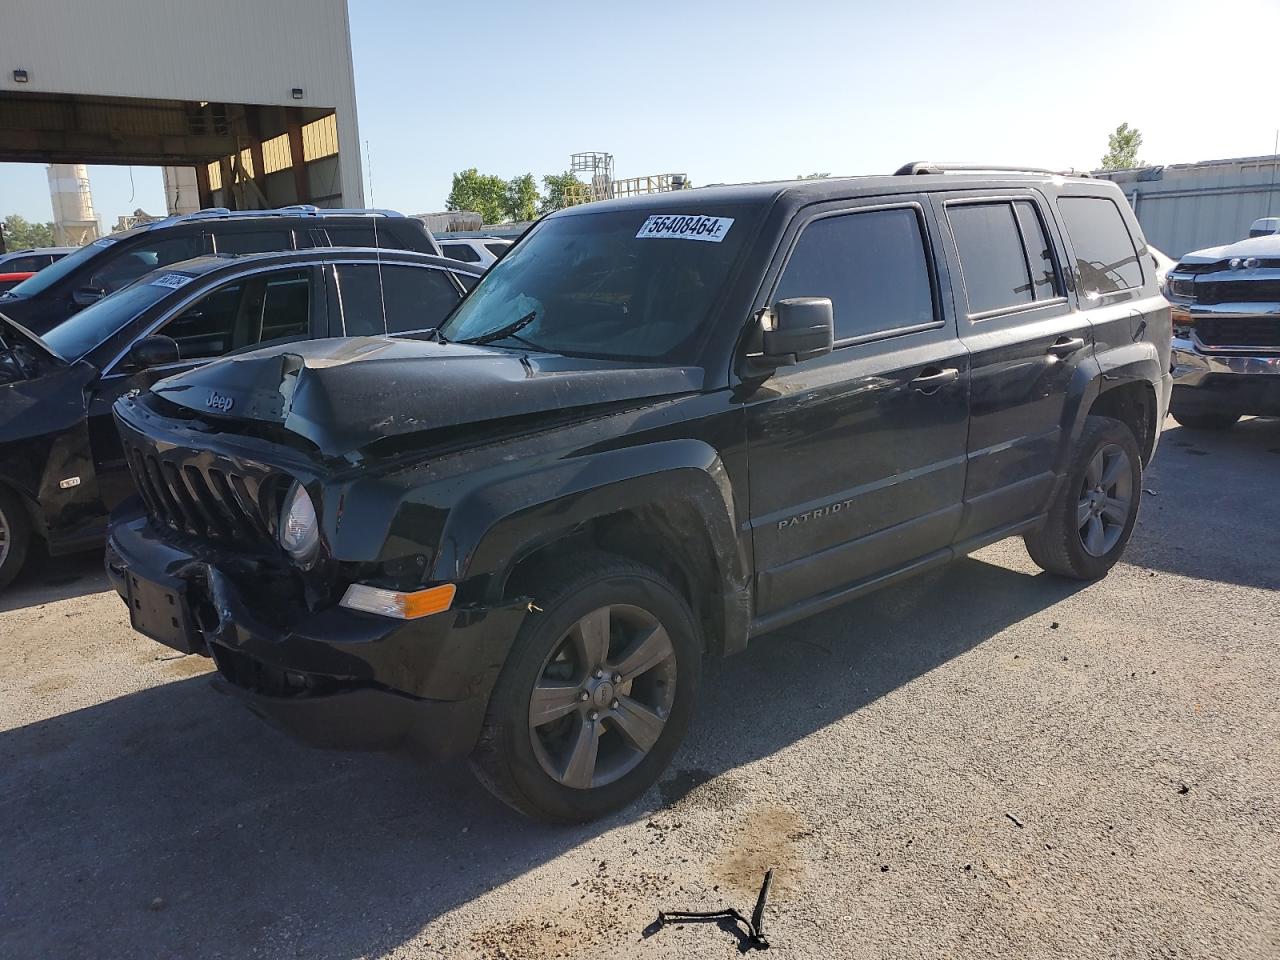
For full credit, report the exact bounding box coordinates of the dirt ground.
[2,417,1278,959]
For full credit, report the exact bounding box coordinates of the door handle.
[1047,336,1086,356]
[909,366,959,395]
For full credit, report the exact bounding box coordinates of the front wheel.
[1024,416,1142,581]
[0,486,32,592]
[470,553,701,823]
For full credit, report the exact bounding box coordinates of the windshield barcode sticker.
[636,215,734,243]
[149,273,192,290]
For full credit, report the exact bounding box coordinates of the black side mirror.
[760,297,834,366]
[73,285,105,307]
[128,335,181,370]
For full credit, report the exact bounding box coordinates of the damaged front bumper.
[106,509,527,758]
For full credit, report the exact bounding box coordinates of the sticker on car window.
[149,273,193,290]
[92,237,117,248]
[635,215,734,243]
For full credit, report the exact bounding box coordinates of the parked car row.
[0,246,77,294]
[0,206,485,589]
[97,166,1171,822]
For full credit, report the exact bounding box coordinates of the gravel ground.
[2,416,1278,960]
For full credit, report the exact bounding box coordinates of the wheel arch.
[439,440,752,656]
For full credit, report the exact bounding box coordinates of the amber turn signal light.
[339,582,456,619]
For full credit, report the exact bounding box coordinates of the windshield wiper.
[459,310,539,347]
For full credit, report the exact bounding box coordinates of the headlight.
[1168,277,1197,300]
[279,481,320,566]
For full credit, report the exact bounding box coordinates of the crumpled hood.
[1180,233,1280,264]
[149,337,704,459]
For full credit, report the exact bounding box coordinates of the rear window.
[484,242,510,257]
[1058,196,1143,298]
[440,242,482,263]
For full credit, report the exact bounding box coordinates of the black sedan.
[0,248,481,589]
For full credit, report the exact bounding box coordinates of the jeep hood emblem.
[206,390,234,413]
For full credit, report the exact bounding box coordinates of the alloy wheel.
[0,504,10,569]
[528,603,677,790]
[1077,443,1133,557]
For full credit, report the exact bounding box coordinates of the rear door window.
[323,225,379,248]
[774,206,936,341]
[213,229,295,256]
[1057,196,1143,298]
[334,263,462,335]
[947,202,1035,315]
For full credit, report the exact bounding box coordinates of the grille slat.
[120,436,280,550]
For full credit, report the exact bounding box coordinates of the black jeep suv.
[107,166,1171,822]
[0,206,440,335]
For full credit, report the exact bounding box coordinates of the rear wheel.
[1024,416,1142,580]
[1171,410,1240,430]
[470,553,700,823]
[0,486,32,592]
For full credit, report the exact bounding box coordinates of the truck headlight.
[279,481,320,567]
[1168,277,1197,300]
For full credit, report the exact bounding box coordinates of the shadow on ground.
[0,547,109,614]
[1126,416,1280,590]
[0,555,1084,959]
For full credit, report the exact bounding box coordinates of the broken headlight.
[279,481,320,568]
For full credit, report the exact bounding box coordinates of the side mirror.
[760,297,834,366]
[73,285,105,307]
[128,335,181,370]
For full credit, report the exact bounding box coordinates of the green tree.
[505,173,539,223]
[445,168,510,224]
[1100,123,1144,170]
[2,214,56,249]
[797,172,830,179]
[540,170,584,215]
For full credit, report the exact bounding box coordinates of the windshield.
[2,238,114,298]
[439,205,759,363]
[40,277,177,362]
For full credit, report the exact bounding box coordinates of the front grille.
[1195,280,1280,304]
[1196,316,1280,349]
[122,436,284,547]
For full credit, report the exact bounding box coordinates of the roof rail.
[142,206,405,229]
[894,161,1092,178]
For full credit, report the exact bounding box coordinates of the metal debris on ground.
[650,868,775,951]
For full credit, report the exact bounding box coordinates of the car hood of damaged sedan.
[146,336,705,459]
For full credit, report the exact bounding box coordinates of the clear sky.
[3,0,1280,234]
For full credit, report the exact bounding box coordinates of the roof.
[150,248,483,281]
[110,205,408,240]
[553,170,1099,218]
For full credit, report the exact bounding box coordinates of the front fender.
[437,438,751,651]
[1063,340,1162,461]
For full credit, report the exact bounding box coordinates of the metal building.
[1095,155,1280,258]
[0,0,363,211]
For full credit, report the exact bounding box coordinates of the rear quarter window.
[1057,196,1144,298]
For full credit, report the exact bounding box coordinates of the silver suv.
[1166,234,1280,428]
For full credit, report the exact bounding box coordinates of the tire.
[0,486,32,592]
[470,552,701,823]
[1024,415,1142,581]
[1170,410,1240,430]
